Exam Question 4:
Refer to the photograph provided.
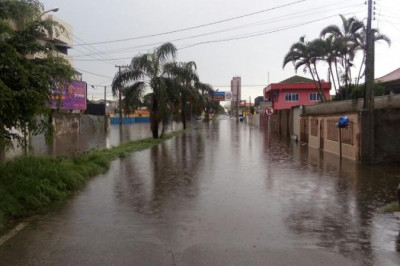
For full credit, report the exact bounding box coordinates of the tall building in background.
[231,76,241,116]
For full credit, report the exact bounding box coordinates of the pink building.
[263,76,331,110]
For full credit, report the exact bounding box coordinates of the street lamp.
[39,7,59,17]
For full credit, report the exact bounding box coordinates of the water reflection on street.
[6,122,182,158]
[1,117,399,265]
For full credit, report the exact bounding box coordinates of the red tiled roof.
[376,68,400,83]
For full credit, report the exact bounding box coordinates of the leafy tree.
[332,83,389,101]
[112,43,177,139]
[0,0,74,157]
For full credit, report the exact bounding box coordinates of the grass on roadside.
[381,201,400,213]
[0,130,183,234]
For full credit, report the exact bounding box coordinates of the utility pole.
[115,65,123,125]
[104,86,107,131]
[362,0,375,164]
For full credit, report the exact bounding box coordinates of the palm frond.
[155,42,177,62]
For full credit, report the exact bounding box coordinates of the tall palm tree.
[165,61,200,129]
[320,14,364,89]
[283,37,327,102]
[354,27,391,85]
[112,42,177,139]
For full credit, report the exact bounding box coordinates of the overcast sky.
[41,0,399,101]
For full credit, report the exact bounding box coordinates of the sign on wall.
[51,80,87,110]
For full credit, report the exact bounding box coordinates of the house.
[263,75,331,110]
[375,67,400,94]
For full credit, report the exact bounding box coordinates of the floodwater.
[5,122,181,159]
[1,116,400,265]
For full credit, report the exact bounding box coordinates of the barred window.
[327,120,354,145]
[327,120,338,141]
[310,118,318,136]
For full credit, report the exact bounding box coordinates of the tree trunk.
[204,102,210,122]
[356,53,366,86]
[181,95,187,130]
[343,53,350,99]
[328,62,338,95]
[0,123,5,162]
[310,63,327,102]
[334,59,342,99]
[151,96,159,139]
[23,122,27,156]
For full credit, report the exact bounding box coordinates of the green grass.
[0,130,184,235]
[381,201,400,213]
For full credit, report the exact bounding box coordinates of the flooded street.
[1,117,400,265]
[6,122,181,159]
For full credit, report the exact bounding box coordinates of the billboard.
[51,80,87,110]
[209,91,232,101]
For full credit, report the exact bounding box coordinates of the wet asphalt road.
[1,117,400,265]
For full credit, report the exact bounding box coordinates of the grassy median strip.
[0,130,184,234]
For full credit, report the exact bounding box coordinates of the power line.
[73,11,364,62]
[69,32,127,65]
[72,1,362,58]
[74,0,307,46]
[74,68,114,78]
[172,11,365,50]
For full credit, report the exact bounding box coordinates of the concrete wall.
[372,108,400,163]
[303,114,361,161]
[80,115,106,132]
[301,94,400,163]
[303,94,400,116]
[53,113,80,136]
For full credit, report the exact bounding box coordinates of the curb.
[0,216,38,246]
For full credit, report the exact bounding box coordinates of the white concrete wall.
[304,94,400,116]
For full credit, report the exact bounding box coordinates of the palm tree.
[283,37,327,102]
[320,35,348,95]
[320,15,364,89]
[165,61,200,129]
[122,83,144,115]
[196,82,215,121]
[354,27,391,85]
[112,42,177,139]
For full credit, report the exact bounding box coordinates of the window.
[309,92,321,101]
[284,93,299,102]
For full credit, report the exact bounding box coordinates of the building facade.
[35,14,74,66]
[263,75,331,110]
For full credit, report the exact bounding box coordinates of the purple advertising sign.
[51,80,87,110]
